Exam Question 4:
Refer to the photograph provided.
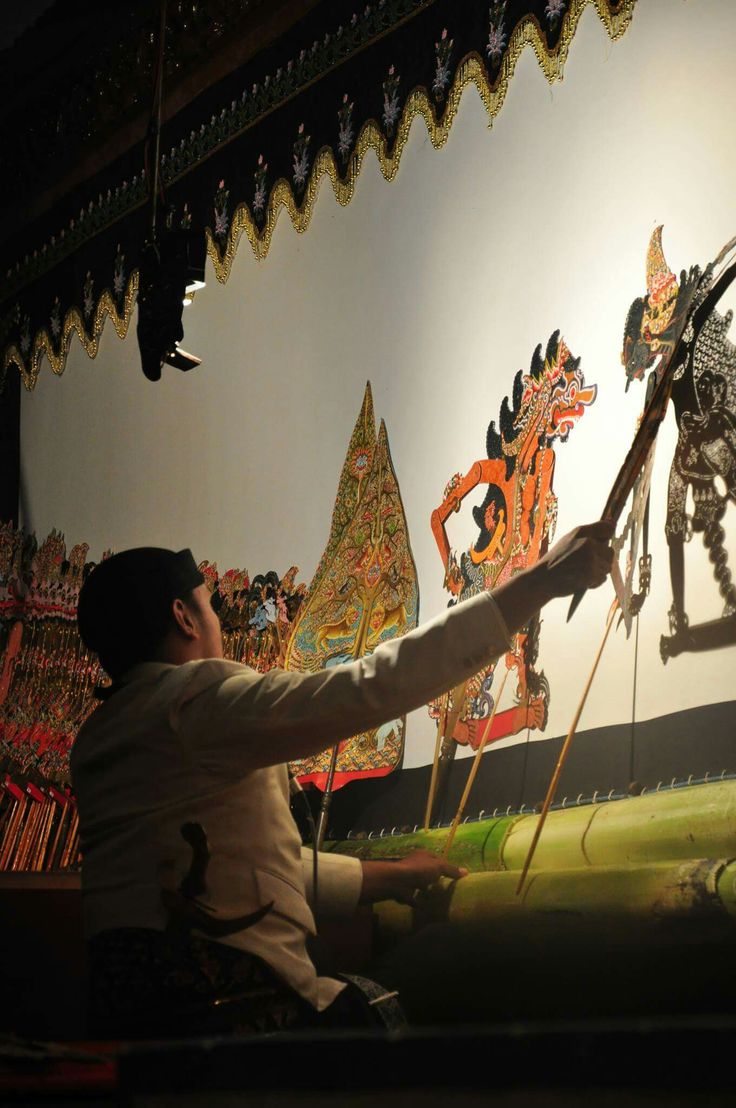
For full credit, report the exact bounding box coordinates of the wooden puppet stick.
[60,807,80,871]
[46,795,71,871]
[12,803,40,871]
[516,599,619,896]
[0,797,24,871]
[423,678,469,830]
[424,693,449,831]
[443,666,510,858]
[32,798,55,871]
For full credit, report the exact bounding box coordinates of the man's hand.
[540,520,615,598]
[359,849,468,906]
[493,520,614,636]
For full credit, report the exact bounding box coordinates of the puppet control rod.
[442,665,510,857]
[424,678,469,831]
[515,598,619,895]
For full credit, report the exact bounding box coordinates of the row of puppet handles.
[0,774,79,872]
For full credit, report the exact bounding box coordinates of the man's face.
[189,583,224,659]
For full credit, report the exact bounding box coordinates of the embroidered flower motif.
[382,65,401,137]
[19,313,31,357]
[83,271,95,322]
[337,93,355,164]
[253,154,268,220]
[49,297,61,341]
[432,28,454,101]
[214,179,230,240]
[113,245,126,300]
[486,2,507,66]
[545,0,566,28]
[292,123,311,192]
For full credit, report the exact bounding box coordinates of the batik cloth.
[88,927,404,1038]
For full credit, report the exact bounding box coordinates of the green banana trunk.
[326,780,736,874]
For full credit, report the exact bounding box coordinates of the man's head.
[77,547,223,680]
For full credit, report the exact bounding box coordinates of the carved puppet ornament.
[428,332,597,771]
[286,383,419,790]
[622,227,736,661]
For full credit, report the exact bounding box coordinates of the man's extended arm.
[173,523,613,774]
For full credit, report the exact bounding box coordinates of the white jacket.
[71,590,511,1009]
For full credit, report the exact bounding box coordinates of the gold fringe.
[207,0,636,283]
[7,0,636,390]
[9,275,139,391]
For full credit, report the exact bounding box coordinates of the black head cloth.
[77,547,204,670]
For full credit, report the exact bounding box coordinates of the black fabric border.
[0,0,634,386]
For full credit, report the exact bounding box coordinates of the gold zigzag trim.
[206,0,636,282]
[7,0,635,390]
[9,276,139,391]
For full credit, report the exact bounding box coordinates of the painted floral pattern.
[433,28,454,101]
[350,444,373,480]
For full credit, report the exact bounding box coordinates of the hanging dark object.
[137,231,203,381]
[136,0,204,382]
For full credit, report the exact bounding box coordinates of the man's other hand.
[359,849,468,906]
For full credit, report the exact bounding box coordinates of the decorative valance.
[1,0,636,390]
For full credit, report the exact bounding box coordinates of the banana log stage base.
[326,780,736,1023]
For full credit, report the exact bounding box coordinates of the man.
[72,521,612,1036]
